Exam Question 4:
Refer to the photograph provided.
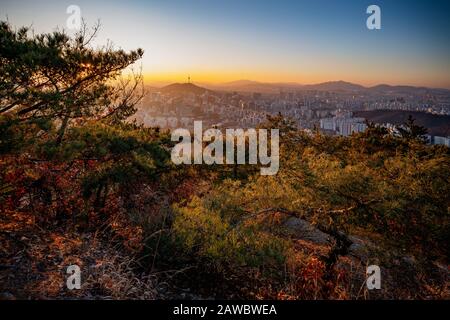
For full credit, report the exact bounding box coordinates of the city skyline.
[2,0,450,88]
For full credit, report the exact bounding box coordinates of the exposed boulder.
[283,217,331,245]
[347,235,371,262]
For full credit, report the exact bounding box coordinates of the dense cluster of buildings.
[362,98,450,116]
[319,111,367,136]
[433,136,450,147]
[129,83,449,147]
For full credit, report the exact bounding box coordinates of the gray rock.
[0,292,16,300]
[283,217,331,245]
[402,255,416,266]
[348,235,371,261]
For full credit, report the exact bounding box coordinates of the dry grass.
[0,210,157,300]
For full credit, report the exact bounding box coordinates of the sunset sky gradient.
[2,0,450,88]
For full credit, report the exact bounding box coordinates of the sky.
[1,0,450,88]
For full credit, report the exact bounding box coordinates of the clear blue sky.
[2,0,450,87]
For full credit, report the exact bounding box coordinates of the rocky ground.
[282,216,449,299]
[1,210,448,300]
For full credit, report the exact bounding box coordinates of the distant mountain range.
[149,80,450,95]
[301,81,366,92]
[203,80,450,95]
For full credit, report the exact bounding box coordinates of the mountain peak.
[160,82,211,95]
[304,80,366,91]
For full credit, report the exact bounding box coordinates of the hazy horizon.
[2,0,450,89]
[144,78,450,90]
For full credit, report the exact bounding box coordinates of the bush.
[172,196,290,273]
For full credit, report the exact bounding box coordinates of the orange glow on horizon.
[142,71,450,89]
[142,70,366,87]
